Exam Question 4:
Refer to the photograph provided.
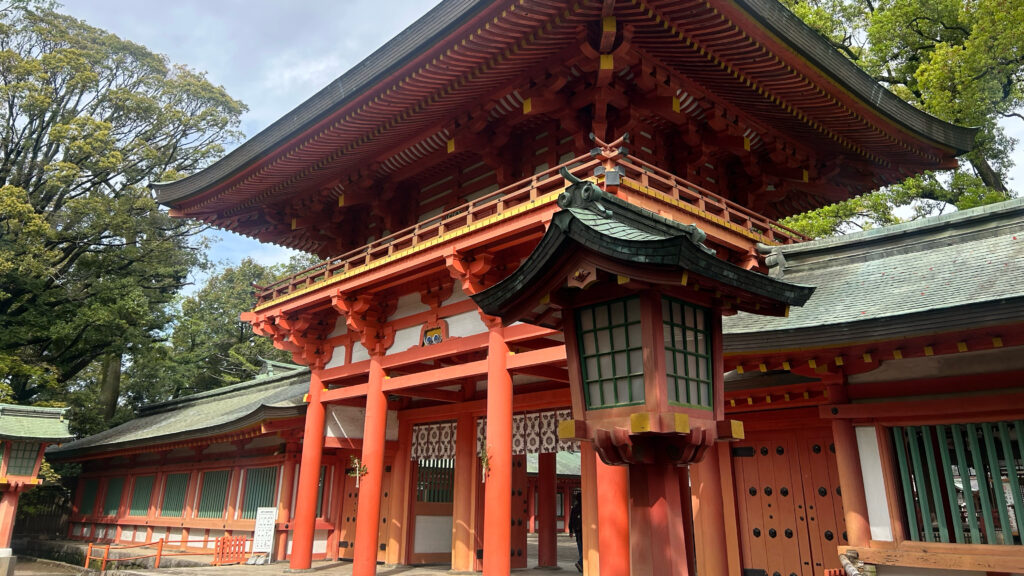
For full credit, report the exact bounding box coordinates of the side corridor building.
[50,0,1023,574]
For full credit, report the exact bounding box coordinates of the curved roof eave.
[153,0,493,206]
[46,404,305,460]
[733,0,976,153]
[154,0,976,208]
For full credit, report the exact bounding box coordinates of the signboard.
[252,507,278,557]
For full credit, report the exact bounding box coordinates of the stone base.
[0,555,15,576]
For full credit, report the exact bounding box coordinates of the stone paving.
[14,535,586,575]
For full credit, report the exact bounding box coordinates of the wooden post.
[84,543,93,569]
[580,442,600,575]
[289,369,328,570]
[352,352,388,576]
[483,318,513,575]
[0,489,21,550]
[276,446,298,561]
[386,420,413,566]
[833,418,871,547]
[537,451,557,567]
[452,412,477,571]
[629,463,689,575]
[155,539,163,569]
[690,444,730,575]
[596,454,630,576]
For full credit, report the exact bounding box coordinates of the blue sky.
[58,0,1024,279]
[60,0,437,278]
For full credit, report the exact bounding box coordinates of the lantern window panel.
[663,296,713,410]
[576,297,645,409]
[6,441,39,476]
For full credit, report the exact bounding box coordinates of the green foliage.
[779,0,1022,236]
[0,5,246,408]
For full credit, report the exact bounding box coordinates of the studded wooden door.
[732,429,845,576]
[336,464,392,562]
[511,454,529,568]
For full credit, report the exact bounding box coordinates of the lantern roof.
[471,175,814,325]
[0,404,72,443]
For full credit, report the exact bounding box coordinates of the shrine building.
[48,0,1024,574]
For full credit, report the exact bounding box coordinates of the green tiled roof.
[48,363,310,460]
[724,198,1024,352]
[0,404,72,442]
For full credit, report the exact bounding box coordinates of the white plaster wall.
[313,529,328,554]
[395,292,431,318]
[326,322,347,339]
[121,527,134,541]
[856,426,893,541]
[324,344,347,369]
[392,325,421,353]
[286,533,293,554]
[324,405,399,441]
[207,529,224,548]
[446,310,486,338]
[413,515,453,553]
[169,528,183,542]
[135,528,147,542]
[351,344,370,364]
[444,284,470,306]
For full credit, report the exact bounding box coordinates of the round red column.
[353,353,388,576]
[483,319,512,575]
[289,370,327,570]
[832,419,871,547]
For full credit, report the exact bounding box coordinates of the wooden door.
[732,429,845,576]
[336,465,392,563]
[408,458,455,564]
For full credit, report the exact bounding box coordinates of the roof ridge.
[769,198,1024,273]
[138,365,309,416]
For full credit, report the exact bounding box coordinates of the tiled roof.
[0,404,72,442]
[48,363,310,459]
[724,199,1024,351]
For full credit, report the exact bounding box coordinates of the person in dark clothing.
[568,492,583,572]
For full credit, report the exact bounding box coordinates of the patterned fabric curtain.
[477,409,579,456]
[411,421,457,460]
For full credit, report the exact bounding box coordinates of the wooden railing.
[83,536,252,572]
[253,151,808,307]
[616,154,808,246]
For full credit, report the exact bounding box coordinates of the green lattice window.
[6,441,39,476]
[240,466,277,519]
[160,473,190,518]
[128,476,154,517]
[416,458,454,503]
[195,470,231,519]
[78,477,100,516]
[662,297,712,410]
[893,421,1024,545]
[102,477,124,516]
[577,297,644,409]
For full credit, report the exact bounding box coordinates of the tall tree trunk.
[970,157,1007,192]
[98,352,122,421]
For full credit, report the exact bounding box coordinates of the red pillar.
[276,445,298,561]
[690,446,729,575]
[289,370,327,570]
[452,412,477,571]
[0,489,21,549]
[483,319,512,575]
[629,464,690,575]
[596,456,630,576]
[832,419,871,547]
[537,452,557,567]
[353,353,388,576]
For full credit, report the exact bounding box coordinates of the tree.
[0,4,246,405]
[117,255,317,413]
[778,0,1022,236]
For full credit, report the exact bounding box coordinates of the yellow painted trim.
[893,349,903,360]
[863,352,872,363]
[446,138,455,153]
[630,413,651,433]
[782,361,791,370]
[557,420,578,440]
[253,189,563,311]
[808,359,816,369]
[620,178,784,245]
[522,97,532,115]
[600,54,614,70]
[992,337,1003,348]
[602,16,616,33]
[957,341,968,352]
[673,413,690,434]
[617,275,630,285]
[834,356,844,366]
